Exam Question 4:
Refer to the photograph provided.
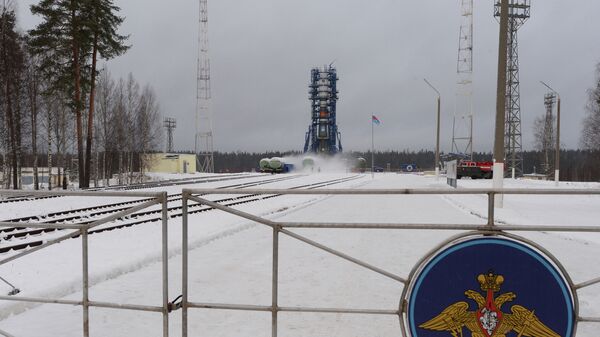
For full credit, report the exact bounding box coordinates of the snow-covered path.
[1,173,599,337]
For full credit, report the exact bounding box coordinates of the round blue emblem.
[406,236,575,337]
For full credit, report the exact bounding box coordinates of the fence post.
[82,228,90,337]
[487,192,495,227]
[182,191,189,337]
[272,225,279,337]
[161,193,169,337]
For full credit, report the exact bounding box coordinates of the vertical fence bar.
[182,192,189,337]
[272,225,279,337]
[487,192,495,227]
[82,228,90,337]
[161,193,169,337]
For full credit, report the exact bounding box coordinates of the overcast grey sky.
[16,0,600,153]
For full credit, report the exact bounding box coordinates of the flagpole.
[371,116,374,179]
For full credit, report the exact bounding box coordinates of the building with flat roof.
[143,153,196,174]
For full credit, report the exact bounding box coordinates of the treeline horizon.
[205,149,599,182]
[2,148,599,185]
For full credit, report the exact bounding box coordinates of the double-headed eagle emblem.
[419,271,560,337]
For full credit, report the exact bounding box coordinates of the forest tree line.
[0,1,162,190]
[207,150,600,182]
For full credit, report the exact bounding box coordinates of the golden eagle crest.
[419,271,560,337]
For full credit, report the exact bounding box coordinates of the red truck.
[457,161,493,179]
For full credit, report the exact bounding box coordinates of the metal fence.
[181,187,600,337]
[1,188,599,337]
[0,190,171,337]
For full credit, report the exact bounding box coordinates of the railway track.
[0,174,298,234]
[0,173,261,205]
[0,175,363,254]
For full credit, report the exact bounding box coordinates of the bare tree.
[123,73,139,184]
[95,67,115,186]
[113,77,127,184]
[581,63,600,151]
[0,3,25,189]
[94,70,162,185]
[24,48,41,189]
[136,84,162,181]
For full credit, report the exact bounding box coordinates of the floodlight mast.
[452,0,474,160]
[493,0,510,208]
[540,81,561,186]
[195,0,214,173]
[424,78,441,180]
[494,0,531,178]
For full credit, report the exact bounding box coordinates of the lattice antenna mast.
[452,0,474,160]
[195,0,214,173]
[163,118,177,153]
[494,0,530,177]
[542,93,556,175]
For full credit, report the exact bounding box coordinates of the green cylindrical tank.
[302,156,315,168]
[269,157,284,170]
[356,157,367,173]
[259,158,271,171]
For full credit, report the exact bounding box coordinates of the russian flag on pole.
[372,115,381,125]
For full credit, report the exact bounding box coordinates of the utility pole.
[493,0,509,207]
[195,0,214,173]
[424,79,441,180]
[163,117,177,153]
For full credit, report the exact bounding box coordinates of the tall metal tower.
[163,117,177,153]
[195,0,214,173]
[541,93,556,175]
[452,0,474,159]
[304,65,342,154]
[494,0,530,177]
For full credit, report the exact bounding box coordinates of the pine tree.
[29,0,91,187]
[83,0,129,187]
[29,0,128,188]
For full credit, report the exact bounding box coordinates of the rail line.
[0,175,363,254]
[0,174,297,233]
[0,173,261,205]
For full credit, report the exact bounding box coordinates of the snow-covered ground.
[0,173,599,336]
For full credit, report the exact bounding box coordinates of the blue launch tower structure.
[303,65,342,154]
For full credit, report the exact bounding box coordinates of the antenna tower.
[163,117,177,153]
[541,93,556,175]
[452,0,474,159]
[195,0,214,173]
[494,0,530,177]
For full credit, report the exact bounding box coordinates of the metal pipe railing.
[181,187,600,337]
[0,198,161,266]
[4,187,595,336]
[0,190,170,337]
[186,187,600,195]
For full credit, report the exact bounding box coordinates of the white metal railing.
[2,187,599,336]
[181,187,600,337]
[0,190,171,337]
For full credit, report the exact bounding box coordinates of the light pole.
[493,0,510,208]
[540,81,561,186]
[424,79,441,180]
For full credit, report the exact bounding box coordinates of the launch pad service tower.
[303,65,342,154]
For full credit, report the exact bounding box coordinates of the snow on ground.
[0,173,599,336]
